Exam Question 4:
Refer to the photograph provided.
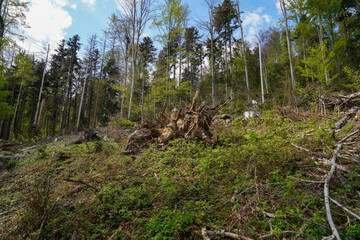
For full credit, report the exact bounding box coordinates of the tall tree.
[138,36,156,123]
[153,0,189,107]
[279,0,297,96]
[214,0,237,99]
[117,0,153,119]
[0,0,28,52]
[235,0,250,102]
[204,0,219,100]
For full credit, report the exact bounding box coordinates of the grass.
[0,110,359,239]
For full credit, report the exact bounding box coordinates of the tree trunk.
[34,44,50,127]
[259,42,265,104]
[280,0,296,95]
[235,0,250,102]
[37,98,46,127]
[9,67,26,140]
[77,47,92,130]
[128,0,137,119]
[93,38,106,128]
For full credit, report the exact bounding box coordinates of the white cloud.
[276,0,290,14]
[263,15,271,24]
[241,7,272,43]
[17,0,73,58]
[81,0,96,9]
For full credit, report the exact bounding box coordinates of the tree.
[117,0,153,119]
[204,0,219,100]
[235,0,250,102]
[153,0,189,107]
[214,0,237,99]
[279,0,297,96]
[59,35,81,132]
[0,0,28,52]
[138,36,156,123]
[9,51,35,139]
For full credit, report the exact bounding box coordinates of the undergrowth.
[0,110,359,239]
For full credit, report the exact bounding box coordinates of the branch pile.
[124,91,229,154]
[320,91,360,111]
[291,128,360,240]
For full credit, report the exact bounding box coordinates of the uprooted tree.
[124,91,230,154]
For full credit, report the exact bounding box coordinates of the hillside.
[1,109,360,240]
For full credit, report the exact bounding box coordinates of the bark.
[280,0,296,94]
[93,39,106,128]
[34,44,50,127]
[323,144,342,240]
[77,47,93,130]
[259,42,265,104]
[9,64,26,140]
[37,98,46,128]
[235,0,250,102]
[59,54,73,133]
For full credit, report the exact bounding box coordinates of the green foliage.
[0,59,13,117]
[146,209,195,239]
[109,117,136,129]
[1,110,359,239]
[298,42,338,87]
[343,65,360,91]
[5,159,18,170]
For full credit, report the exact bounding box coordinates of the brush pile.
[124,91,230,154]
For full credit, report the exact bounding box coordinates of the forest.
[0,0,360,239]
[0,0,358,139]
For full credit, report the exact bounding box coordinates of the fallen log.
[124,128,161,154]
[335,106,359,129]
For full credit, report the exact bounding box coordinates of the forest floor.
[0,109,360,239]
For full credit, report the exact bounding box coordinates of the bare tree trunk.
[235,0,250,102]
[229,36,233,100]
[59,54,73,133]
[259,42,265,104]
[120,47,129,118]
[128,0,137,119]
[37,98,46,127]
[141,66,145,124]
[76,47,92,130]
[93,38,106,128]
[280,0,296,95]
[34,44,50,127]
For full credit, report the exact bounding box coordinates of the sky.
[18,0,284,59]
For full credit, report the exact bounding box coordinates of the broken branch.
[323,144,342,240]
[63,178,98,191]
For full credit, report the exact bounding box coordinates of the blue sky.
[20,0,283,58]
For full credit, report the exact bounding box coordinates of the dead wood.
[212,114,234,125]
[320,91,360,110]
[124,128,160,154]
[62,178,98,191]
[69,129,101,145]
[204,228,253,240]
[329,197,360,221]
[125,91,230,153]
[323,144,342,240]
[335,106,359,129]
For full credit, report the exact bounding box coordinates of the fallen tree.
[124,91,230,154]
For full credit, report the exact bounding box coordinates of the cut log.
[124,128,160,154]
[335,106,359,129]
[213,114,234,125]
[320,91,360,111]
